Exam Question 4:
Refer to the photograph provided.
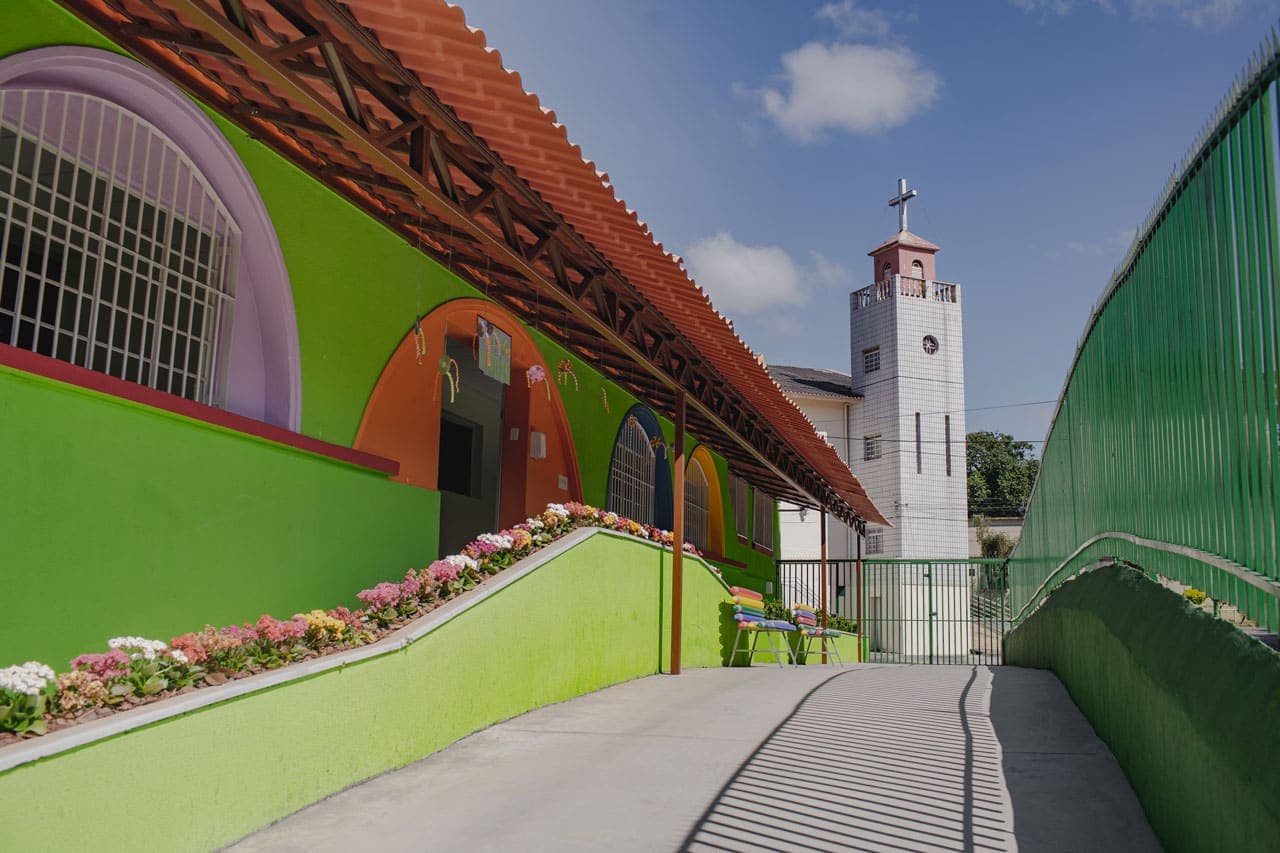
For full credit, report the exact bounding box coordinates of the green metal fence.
[777,558,1011,664]
[1012,42,1280,630]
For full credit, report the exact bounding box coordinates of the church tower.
[848,179,968,558]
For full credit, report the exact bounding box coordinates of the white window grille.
[866,528,884,555]
[0,89,238,405]
[731,474,749,539]
[607,415,656,526]
[863,434,882,461]
[684,457,710,553]
[862,346,880,374]
[752,489,774,551]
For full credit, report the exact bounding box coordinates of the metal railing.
[1010,32,1280,632]
[851,275,960,310]
[777,558,1011,664]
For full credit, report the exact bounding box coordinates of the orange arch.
[354,298,582,526]
[688,444,725,556]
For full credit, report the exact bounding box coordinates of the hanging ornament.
[436,354,460,403]
[651,434,667,459]
[600,386,610,413]
[413,318,427,365]
[556,358,578,391]
[526,363,551,400]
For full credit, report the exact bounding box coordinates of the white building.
[773,180,970,658]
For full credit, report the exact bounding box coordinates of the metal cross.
[888,177,917,233]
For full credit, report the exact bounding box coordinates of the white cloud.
[1128,0,1253,29]
[683,233,850,332]
[1008,0,1267,29]
[1007,0,1077,14]
[815,1,892,40]
[1062,227,1136,257]
[758,42,941,141]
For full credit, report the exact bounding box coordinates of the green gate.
[776,558,1011,665]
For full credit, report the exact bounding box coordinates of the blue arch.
[606,404,674,530]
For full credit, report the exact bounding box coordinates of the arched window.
[0,48,300,428]
[881,261,891,281]
[910,259,924,279]
[0,88,238,405]
[608,414,656,525]
[684,456,710,553]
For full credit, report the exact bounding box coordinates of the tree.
[966,431,1039,518]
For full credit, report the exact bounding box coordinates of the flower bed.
[0,503,704,743]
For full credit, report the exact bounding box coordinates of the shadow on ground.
[988,667,1161,852]
[680,666,1014,852]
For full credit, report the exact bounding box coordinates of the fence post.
[856,530,864,662]
[670,391,685,675]
[820,510,828,664]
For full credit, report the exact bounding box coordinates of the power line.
[803,398,1058,424]
[816,433,1045,444]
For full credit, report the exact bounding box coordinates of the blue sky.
[453,0,1277,448]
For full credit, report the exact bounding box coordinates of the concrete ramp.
[231,665,1158,852]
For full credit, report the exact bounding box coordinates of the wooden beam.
[270,33,324,61]
[427,131,458,202]
[670,390,686,676]
[219,0,256,38]
[100,0,864,528]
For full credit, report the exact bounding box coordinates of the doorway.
[437,336,504,557]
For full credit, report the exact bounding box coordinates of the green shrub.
[980,531,1016,558]
[1184,587,1207,606]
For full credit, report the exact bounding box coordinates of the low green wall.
[0,366,439,666]
[0,531,734,851]
[1005,565,1280,852]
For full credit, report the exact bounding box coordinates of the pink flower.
[254,614,307,643]
[225,624,258,642]
[328,606,364,631]
[399,569,422,601]
[430,559,460,584]
[169,633,210,664]
[356,582,401,611]
[70,649,129,680]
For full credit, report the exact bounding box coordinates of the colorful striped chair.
[791,603,849,666]
[727,586,796,668]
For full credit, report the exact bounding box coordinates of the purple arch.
[0,46,301,429]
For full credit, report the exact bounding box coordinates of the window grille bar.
[608,418,656,526]
[0,88,239,406]
[684,459,710,553]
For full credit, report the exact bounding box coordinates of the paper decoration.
[475,317,512,385]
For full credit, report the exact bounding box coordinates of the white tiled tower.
[848,179,968,559]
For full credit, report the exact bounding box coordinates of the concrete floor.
[227,665,1161,852]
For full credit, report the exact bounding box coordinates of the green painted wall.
[0,532,735,852]
[1009,45,1280,629]
[0,364,439,666]
[0,0,775,665]
[1005,565,1280,853]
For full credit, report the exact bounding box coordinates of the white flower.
[108,636,168,661]
[602,512,619,525]
[476,532,514,550]
[443,554,478,571]
[545,503,569,519]
[169,649,189,665]
[0,661,55,696]
[527,518,545,531]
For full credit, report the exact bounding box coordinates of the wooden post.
[670,391,686,675]
[856,528,864,663]
[820,509,829,664]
